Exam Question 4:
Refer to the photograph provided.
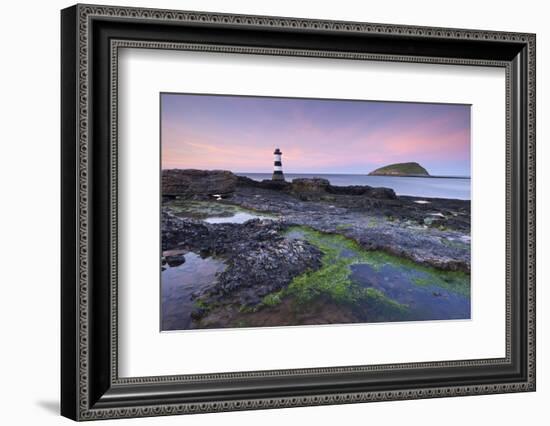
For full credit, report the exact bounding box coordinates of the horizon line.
[161,168,471,178]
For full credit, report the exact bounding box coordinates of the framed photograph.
[61,4,536,421]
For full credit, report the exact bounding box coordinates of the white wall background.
[0,0,546,424]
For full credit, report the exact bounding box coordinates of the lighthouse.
[272,148,285,181]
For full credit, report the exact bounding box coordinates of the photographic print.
[160,93,471,331]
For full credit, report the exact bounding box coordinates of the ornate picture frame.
[61,4,535,421]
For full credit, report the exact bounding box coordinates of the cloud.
[161,96,470,174]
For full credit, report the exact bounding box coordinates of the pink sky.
[161,93,471,176]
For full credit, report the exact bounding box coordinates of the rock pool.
[350,264,470,322]
[165,199,274,224]
[204,211,268,224]
[278,226,470,323]
[161,252,226,331]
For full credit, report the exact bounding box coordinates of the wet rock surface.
[165,254,186,267]
[162,213,322,317]
[227,185,470,272]
[161,171,471,329]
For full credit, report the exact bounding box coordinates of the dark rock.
[230,175,396,201]
[161,213,210,251]
[235,175,259,186]
[199,248,212,258]
[162,169,238,197]
[162,212,323,310]
[238,289,263,307]
[290,178,332,201]
[190,308,207,320]
[368,187,397,199]
[328,185,372,196]
[258,179,292,190]
[236,176,291,191]
[165,254,185,267]
[291,178,330,193]
[328,184,396,199]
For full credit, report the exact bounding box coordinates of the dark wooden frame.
[61,3,536,421]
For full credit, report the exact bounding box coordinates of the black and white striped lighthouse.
[272,148,285,181]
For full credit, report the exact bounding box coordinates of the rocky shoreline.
[161,169,471,329]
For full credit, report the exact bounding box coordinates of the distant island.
[368,162,430,177]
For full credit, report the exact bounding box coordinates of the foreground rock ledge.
[161,169,471,321]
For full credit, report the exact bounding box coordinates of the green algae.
[263,226,469,312]
[261,292,283,307]
[348,249,469,298]
[362,288,409,319]
[193,299,209,310]
[281,227,406,310]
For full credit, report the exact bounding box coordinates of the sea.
[237,173,471,200]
